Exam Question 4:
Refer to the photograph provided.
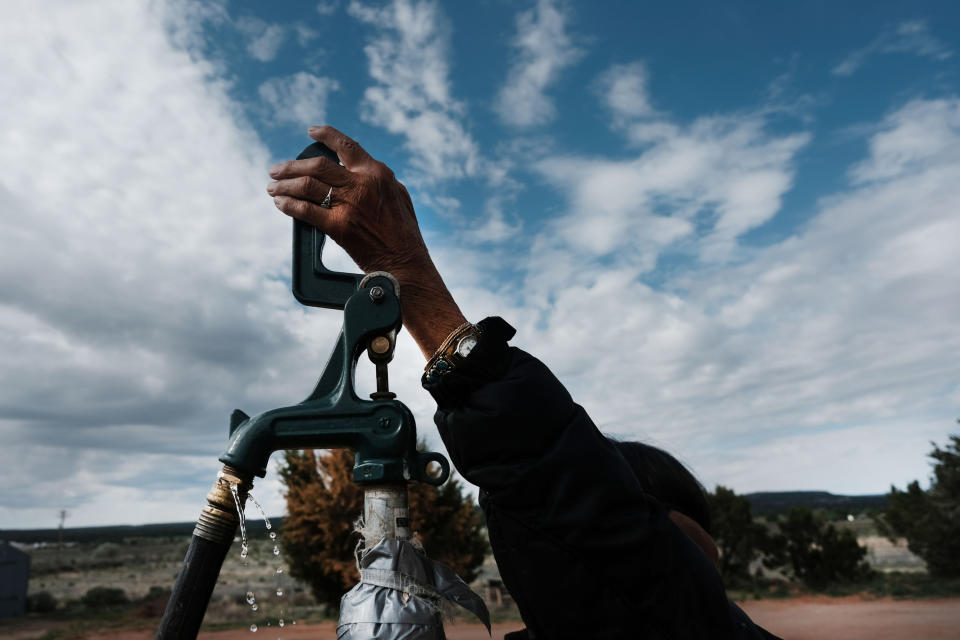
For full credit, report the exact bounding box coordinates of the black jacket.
[423,318,780,640]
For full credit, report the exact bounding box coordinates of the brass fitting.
[193,464,254,545]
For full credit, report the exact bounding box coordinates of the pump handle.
[291,142,363,309]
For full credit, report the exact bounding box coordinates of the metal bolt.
[369,286,385,302]
[370,336,391,355]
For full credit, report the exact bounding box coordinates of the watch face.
[456,335,478,357]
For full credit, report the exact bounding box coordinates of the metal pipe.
[157,465,252,640]
[361,484,409,550]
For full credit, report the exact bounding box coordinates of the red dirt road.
[739,596,960,640]
[200,597,960,639]
[5,597,959,639]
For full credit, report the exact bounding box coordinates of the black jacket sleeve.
[424,318,777,640]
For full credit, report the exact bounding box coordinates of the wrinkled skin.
[267,126,465,357]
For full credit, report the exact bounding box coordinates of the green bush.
[707,485,780,585]
[81,586,128,609]
[27,590,57,613]
[882,434,960,577]
[777,507,873,589]
[92,542,121,560]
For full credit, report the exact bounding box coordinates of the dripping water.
[235,489,295,633]
[249,492,282,558]
[247,491,271,529]
[229,482,248,561]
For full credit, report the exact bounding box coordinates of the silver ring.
[320,186,333,209]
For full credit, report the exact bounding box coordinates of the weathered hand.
[267,126,466,358]
[267,125,430,278]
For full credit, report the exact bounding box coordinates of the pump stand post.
[362,484,410,550]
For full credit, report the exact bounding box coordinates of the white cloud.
[505,96,960,494]
[0,0,346,527]
[849,98,960,183]
[496,0,582,127]
[258,72,340,127]
[470,200,522,243]
[316,1,340,16]
[540,63,809,266]
[159,0,229,59]
[236,16,286,62]
[294,24,319,47]
[536,112,809,262]
[347,0,479,182]
[596,61,656,122]
[833,19,953,76]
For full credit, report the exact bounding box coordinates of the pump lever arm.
[291,142,362,309]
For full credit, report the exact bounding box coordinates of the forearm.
[393,257,467,360]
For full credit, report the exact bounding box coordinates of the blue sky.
[1,0,959,528]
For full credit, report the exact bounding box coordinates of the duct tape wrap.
[337,538,491,639]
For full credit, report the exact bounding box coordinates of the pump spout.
[220,393,421,482]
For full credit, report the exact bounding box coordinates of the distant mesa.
[744,491,888,516]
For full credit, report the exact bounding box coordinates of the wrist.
[423,321,479,382]
[387,259,466,359]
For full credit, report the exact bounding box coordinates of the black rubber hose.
[156,534,232,639]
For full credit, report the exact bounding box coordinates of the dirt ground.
[7,596,957,640]
[739,596,960,640]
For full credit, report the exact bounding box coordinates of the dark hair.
[609,439,712,535]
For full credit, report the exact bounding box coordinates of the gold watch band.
[423,322,481,381]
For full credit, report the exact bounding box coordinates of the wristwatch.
[424,322,481,383]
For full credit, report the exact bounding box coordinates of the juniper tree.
[883,434,960,577]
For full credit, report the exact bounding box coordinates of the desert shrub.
[27,590,57,613]
[81,586,128,609]
[92,542,121,559]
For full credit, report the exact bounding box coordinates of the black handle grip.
[291,142,363,309]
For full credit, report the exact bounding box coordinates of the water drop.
[250,623,258,632]
[269,531,276,540]
[247,492,272,530]
[246,591,255,604]
[273,545,280,556]
[251,603,258,611]
[276,588,283,597]
[240,545,248,560]
[279,619,285,628]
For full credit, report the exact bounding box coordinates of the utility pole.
[56,509,67,571]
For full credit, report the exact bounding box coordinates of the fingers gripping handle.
[292,142,362,309]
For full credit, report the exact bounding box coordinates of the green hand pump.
[157,142,450,639]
